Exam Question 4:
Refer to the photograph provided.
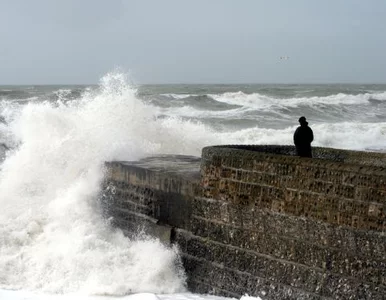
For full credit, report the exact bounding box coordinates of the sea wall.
[101,146,386,300]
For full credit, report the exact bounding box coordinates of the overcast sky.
[0,0,386,84]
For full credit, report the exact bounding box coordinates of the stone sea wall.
[101,146,386,300]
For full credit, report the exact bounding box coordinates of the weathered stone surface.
[201,146,386,232]
[102,146,386,300]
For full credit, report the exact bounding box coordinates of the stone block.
[220,167,232,179]
[243,230,265,252]
[191,197,208,218]
[211,155,222,167]
[314,168,343,184]
[363,215,384,231]
[260,187,285,210]
[231,156,243,168]
[252,159,266,172]
[319,273,385,299]
[237,251,259,274]
[221,246,239,270]
[342,172,357,185]
[241,170,252,181]
[305,219,333,247]
[261,173,281,187]
[202,186,216,199]
[299,193,322,218]
[181,255,205,277]
[368,202,384,217]
[249,171,263,183]
[334,184,356,199]
[263,235,297,261]
[173,229,188,252]
[250,184,262,200]
[356,174,382,188]
[189,216,208,238]
[218,181,235,202]
[228,227,250,248]
[294,241,327,269]
[227,204,244,228]
[237,205,255,230]
[206,221,229,244]
[354,231,386,260]
[296,165,319,179]
[186,237,212,261]
[251,209,266,232]
[355,187,386,204]
[273,163,297,176]
[307,180,334,195]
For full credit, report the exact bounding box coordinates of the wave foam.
[160,94,196,100]
[0,72,222,295]
[209,91,386,110]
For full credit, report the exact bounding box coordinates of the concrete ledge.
[203,144,386,169]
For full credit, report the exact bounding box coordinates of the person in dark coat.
[293,116,314,157]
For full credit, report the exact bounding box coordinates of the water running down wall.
[102,145,386,300]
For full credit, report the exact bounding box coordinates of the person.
[293,116,314,157]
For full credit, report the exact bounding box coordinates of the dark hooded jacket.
[294,119,314,157]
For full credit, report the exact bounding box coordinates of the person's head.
[298,116,308,125]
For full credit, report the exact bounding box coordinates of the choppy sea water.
[1,72,385,299]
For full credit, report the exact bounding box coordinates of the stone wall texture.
[102,146,386,300]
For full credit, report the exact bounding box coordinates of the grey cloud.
[0,0,385,84]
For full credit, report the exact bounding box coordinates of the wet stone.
[104,147,386,300]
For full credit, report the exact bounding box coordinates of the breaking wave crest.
[0,72,224,295]
[208,91,386,109]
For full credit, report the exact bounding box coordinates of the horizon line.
[1,82,386,86]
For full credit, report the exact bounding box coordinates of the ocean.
[0,72,386,299]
